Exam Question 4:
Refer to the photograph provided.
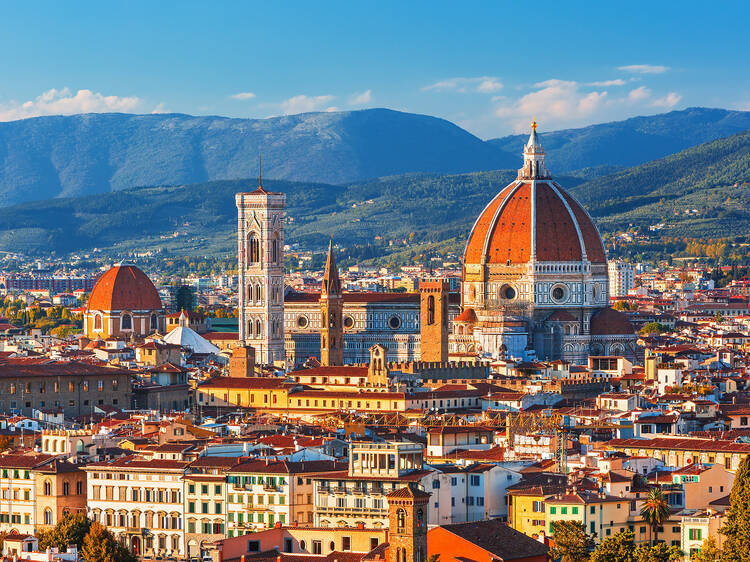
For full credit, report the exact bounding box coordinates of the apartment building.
[225,459,340,537]
[84,455,189,559]
[0,453,57,535]
[313,442,433,528]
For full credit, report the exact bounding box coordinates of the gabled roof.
[434,519,549,560]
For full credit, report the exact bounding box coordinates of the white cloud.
[422,76,502,94]
[618,64,669,74]
[0,88,141,121]
[279,94,335,114]
[230,92,256,100]
[495,80,608,131]
[349,90,373,105]
[652,92,682,108]
[589,79,626,87]
[628,86,651,102]
[151,102,169,114]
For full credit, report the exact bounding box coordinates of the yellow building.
[602,438,750,470]
[195,377,293,411]
[0,453,57,535]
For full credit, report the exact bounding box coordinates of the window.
[533,501,545,513]
[689,529,702,541]
[549,507,556,515]
[248,233,260,264]
[427,296,435,325]
[470,475,480,486]
[561,507,567,515]
[312,541,322,554]
[247,540,260,552]
[94,314,102,330]
[572,507,578,514]
[121,313,132,330]
[342,537,351,551]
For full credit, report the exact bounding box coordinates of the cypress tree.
[720,454,750,561]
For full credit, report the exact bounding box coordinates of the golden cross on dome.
[531,118,537,131]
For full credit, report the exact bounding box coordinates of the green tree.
[38,513,91,552]
[640,488,671,544]
[639,322,668,336]
[634,542,681,561]
[720,454,750,561]
[550,520,595,562]
[590,530,636,562]
[81,521,136,562]
[691,536,720,562]
[0,435,13,453]
[715,311,724,323]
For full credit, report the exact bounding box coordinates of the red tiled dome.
[86,264,162,312]
[590,307,634,335]
[454,308,478,323]
[464,180,606,266]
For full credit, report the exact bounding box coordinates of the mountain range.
[0,109,514,207]
[490,107,750,173]
[2,123,750,258]
[0,107,748,208]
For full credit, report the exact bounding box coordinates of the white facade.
[85,459,187,559]
[236,187,286,364]
[608,261,635,298]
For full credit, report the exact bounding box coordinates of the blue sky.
[0,0,748,138]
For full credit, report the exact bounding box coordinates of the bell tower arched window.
[427,296,435,325]
[255,319,262,337]
[396,508,406,532]
[255,284,262,303]
[272,232,279,264]
[248,233,260,264]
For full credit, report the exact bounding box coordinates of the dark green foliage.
[550,520,595,561]
[640,488,671,544]
[590,530,680,562]
[720,454,750,561]
[590,530,637,562]
[171,285,196,312]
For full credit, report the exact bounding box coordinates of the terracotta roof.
[436,519,549,559]
[0,359,131,379]
[606,437,750,453]
[547,310,577,322]
[386,486,431,499]
[198,376,291,390]
[86,264,162,311]
[464,180,606,266]
[590,307,635,336]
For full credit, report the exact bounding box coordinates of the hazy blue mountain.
[490,107,750,173]
[0,108,516,206]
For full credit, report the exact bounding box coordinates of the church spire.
[518,119,550,180]
[322,238,341,296]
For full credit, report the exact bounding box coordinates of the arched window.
[255,284,262,303]
[255,319,262,337]
[121,313,132,331]
[248,233,260,264]
[63,481,70,496]
[150,314,158,330]
[272,232,279,264]
[247,321,254,337]
[76,439,84,453]
[44,508,52,526]
[94,314,102,330]
[427,296,435,325]
[417,508,424,527]
[396,508,406,532]
[43,480,51,496]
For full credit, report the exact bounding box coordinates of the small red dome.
[455,308,478,323]
[86,264,162,312]
[590,308,634,335]
[464,180,606,266]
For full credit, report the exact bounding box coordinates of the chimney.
[357,522,365,529]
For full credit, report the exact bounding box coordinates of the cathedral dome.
[86,264,162,312]
[590,307,634,335]
[464,122,605,267]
